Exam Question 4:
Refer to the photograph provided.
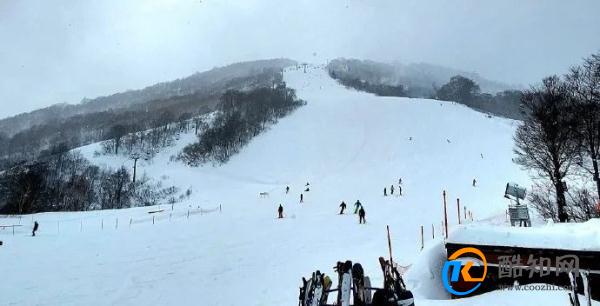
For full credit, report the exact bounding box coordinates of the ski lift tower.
[504,183,530,227]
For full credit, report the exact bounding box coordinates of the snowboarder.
[390,185,394,195]
[32,221,39,237]
[472,178,477,187]
[339,201,347,214]
[384,187,387,197]
[300,193,304,203]
[278,204,284,219]
[358,207,366,224]
[354,200,362,214]
[286,186,290,194]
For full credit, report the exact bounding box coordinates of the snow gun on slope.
[299,226,414,306]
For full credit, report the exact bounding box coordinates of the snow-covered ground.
[2,66,587,305]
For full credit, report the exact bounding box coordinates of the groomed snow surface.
[1,66,593,305]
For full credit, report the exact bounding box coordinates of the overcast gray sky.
[1,0,599,119]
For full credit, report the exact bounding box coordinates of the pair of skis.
[334,261,371,306]
[300,271,332,306]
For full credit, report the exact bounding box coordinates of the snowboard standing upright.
[352,263,367,306]
[336,261,353,306]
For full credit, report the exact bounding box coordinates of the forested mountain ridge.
[0,58,296,137]
[328,58,524,120]
[0,59,296,169]
[327,58,515,95]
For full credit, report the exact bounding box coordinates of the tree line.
[328,64,523,120]
[181,84,305,165]
[435,75,524,120]
[514,52,600,222]
[0,146,179,214]
[329,70,408,97]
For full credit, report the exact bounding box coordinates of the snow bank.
[447,219,600,251]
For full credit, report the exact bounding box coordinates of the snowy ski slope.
[0,66,563,306]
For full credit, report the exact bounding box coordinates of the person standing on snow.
[358,207,366,224]
[300,193,304,203]
[398,185,403,196]
[278,204,284,219]
[339,201,347,214]
[384,187,387,197]
[354,200,362,214]
[286,186,290,194]
[390,185,394,195]
[32,221,39,237]
[472,179,477,187]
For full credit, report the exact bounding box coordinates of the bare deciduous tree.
[566,52,600,198]
[514,76,579,222]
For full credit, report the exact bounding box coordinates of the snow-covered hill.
[0,66,553,306]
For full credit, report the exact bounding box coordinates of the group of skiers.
[277,182,369,224]
[339,200,366,224]
[278,182,311,219]
[383,178,403,197]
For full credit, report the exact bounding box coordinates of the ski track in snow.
[1,65,574,306]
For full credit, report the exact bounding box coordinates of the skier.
[390,185,395,195]
[472,178,477,187]
[278,204,284,219]
[384,187,387,197]
[354,200,362,214]
[358,207,366,224]
[339,201,347,214]
[286,186,290,194]
[300,193,304,203]
[32,221,39,237]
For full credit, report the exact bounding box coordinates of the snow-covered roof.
[447,219,600,252]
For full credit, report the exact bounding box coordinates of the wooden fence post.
[432,224,435,239]
[443,191,448,239]
[457,198,461,225]
[152,216,155,225]
[101,219,104,230]
[420,225,424,250]
[115,218,118,230]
